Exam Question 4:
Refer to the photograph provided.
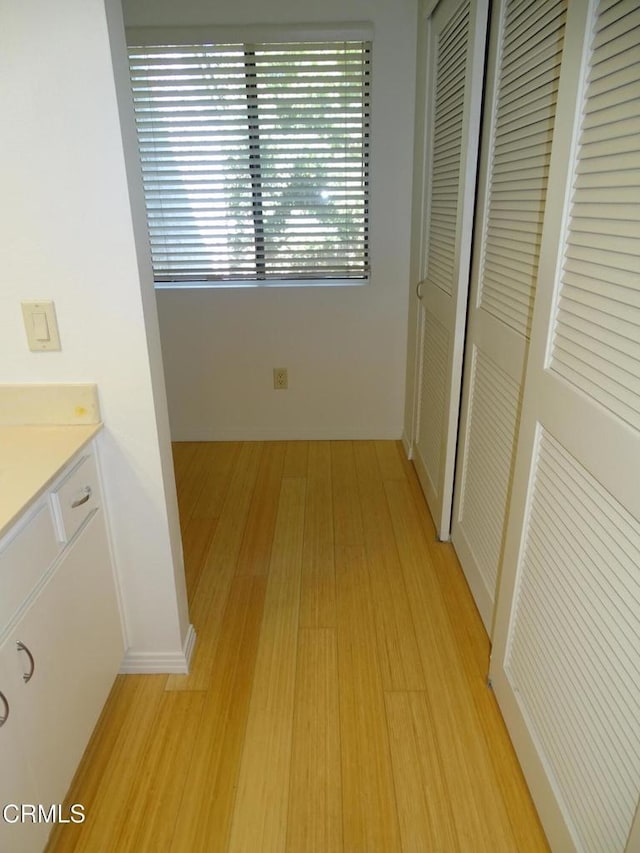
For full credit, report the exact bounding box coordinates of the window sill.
[154,278,370,291]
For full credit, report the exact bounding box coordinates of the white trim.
[154,278,369,291]
[401,432,413,460]
[93,435,131,652]
[183,623,197,669]
[404,2,430,457]
[126,23,374,47]
[119,623,196,674]
[171,427,403,442]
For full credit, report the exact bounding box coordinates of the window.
[127,32,371,286]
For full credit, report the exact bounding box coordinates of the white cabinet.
[0,648,47,853]
[0,443,123,852]
[8,511,122,804]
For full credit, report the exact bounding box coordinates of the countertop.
[0,423,102,538]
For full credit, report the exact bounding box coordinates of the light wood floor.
[49,441,548,852]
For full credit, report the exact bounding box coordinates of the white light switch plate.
[21,300,61,351]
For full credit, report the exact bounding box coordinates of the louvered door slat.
[593,4,640,47]
[492,149,552,171]
[598,0,638,26]
[555,323,640,387]
[504,0,563,39]
[561,289,640,337]
[566,252,638,284]
[485,242,541,272]
[499,76,560,115]
[591,42,639,83]
[583,100,640,132]
[563,269,640,306]
[484,252,544,289]
[489,204,550,221]
[495,101,560,141]
[506,0,562,31]
[501,26,564,77]
[504,8,566,60]
[481,281,533,319]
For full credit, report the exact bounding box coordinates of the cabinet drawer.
[51,453,100,542]
[0,504,59,628]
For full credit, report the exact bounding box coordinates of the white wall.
[124,0,418,441]
[0,0,190,668]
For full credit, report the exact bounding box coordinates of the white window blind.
[127,39,371,284]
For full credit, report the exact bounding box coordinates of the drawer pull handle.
[71,487,92,509]
[0,691,8,726]
[17,641,35,683]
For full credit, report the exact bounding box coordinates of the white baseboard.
[119,623,197,674]
[183,622,197,668]
[171,426,403,442]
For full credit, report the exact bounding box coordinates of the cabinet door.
[12,509,123,808]
[0,646,48,853]
[411,0,488,539]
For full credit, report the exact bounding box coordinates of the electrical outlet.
[273,367,288,390]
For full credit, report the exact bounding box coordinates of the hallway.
[49,441,547,851]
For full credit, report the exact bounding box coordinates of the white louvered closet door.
[451,0,568,633]
[412,0,488,539]
[490,1,640,850]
